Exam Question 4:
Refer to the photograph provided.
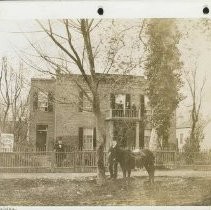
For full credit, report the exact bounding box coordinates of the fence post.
[73,150,76,172]
[173,151,176,169]
[82,151,85,172]
[50,150,55,172]
[175,150,178,168]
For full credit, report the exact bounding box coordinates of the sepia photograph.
[0,17,211,206]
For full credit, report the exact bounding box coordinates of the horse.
[113,147,155,184]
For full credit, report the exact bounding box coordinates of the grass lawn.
[0,176,211,205]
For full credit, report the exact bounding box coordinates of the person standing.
[54,140,65,167]
[108,140,119,179]
[131,103,137,117]
[118,100,124,117]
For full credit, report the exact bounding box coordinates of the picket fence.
[0,149,211,173]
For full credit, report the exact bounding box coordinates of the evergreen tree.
[145,19,183,149]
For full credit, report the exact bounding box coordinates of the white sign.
[0,133,14,146]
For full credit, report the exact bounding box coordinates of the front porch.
[106,119,144,150]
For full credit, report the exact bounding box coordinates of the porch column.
[135,122,140,149]
[106,121,114,149]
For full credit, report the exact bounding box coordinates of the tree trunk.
[93,95,107,185]
[190,104,197,149]
[2,104,10,132]
[162,133,169,150]
[190,121,196,142]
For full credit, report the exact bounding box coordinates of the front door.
[36,125,48,150]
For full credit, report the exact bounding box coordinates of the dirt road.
[0,169,211,180]
[0,169,211,205]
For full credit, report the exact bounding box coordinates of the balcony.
[105,109,141,121]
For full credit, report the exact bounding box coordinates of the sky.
[177,20,211,148]
[0,19,211,148]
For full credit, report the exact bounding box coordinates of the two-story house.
[176,115,191,150]
[29,73,177,151]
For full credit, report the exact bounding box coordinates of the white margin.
[0,0,211,209]
[0,0,210,19]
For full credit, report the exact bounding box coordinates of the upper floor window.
[83,92,92,112]
[110,94,131,110]
[38,92,48,112]
[33,91,54,112]
[115,94,126,110]
[78,91,93,112]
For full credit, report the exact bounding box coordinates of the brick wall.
[53,74,147,149]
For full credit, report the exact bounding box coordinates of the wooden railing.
[154,150,177,168]
[105,109,141,120]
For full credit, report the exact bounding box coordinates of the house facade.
[176,120,191,150]
[29,74,177,151]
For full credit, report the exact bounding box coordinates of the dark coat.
[108,145,119,163]
[54,143,65,153]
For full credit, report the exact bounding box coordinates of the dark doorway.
[36,125,48,150]
[113,121,136,149]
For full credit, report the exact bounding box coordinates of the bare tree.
[0,57,28,144]
[22,19,145,183]
[184,65,206,153]
[0,57,12,132]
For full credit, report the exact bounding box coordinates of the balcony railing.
[105,109,141,120]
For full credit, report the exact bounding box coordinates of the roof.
[59,73,144,80]
[31,78,56,82]
[176,121,191,129]
[31,73,145,84]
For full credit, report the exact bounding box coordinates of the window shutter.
[93,127,96,150]
[125,94,131,109]
[33,92,38,111]
[140,94,145,117]
[78,91,83,112]
[78,127,83,150]
[48,92,54,112]
[110,93,115,109]
[139,121,145,149]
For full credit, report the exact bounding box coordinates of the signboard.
[0,133,14,152]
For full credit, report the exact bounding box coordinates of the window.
[78,127,96,150]
[33,91,54,112]
[144,136,150,148]
[115,94,126,110]
[38,92,48,112]
[78,91,93,112]
[180,133,184,144]
[145,109,152,121]
[83,128,93,150]
[83,92,93,112]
